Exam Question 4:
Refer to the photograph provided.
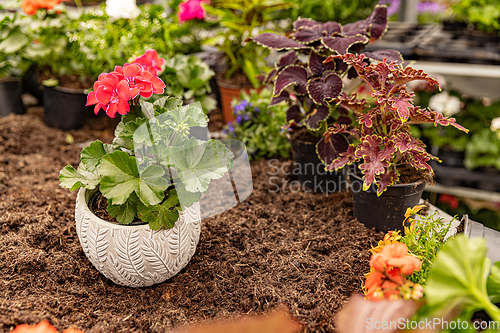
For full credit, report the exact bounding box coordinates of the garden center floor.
[0,108,382,333]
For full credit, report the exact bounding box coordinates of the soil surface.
[0,109,383,333]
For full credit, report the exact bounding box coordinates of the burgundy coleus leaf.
[316,132,349,165]
[334,59,348,73]
[363,49,403,65]
[325,145,356,171]
[274,65,308,96]
[293,18,320,30]
[277,51,298,68]
[356,135,397,189]
[393,66,441,91]
[365,5,388,39]
[392,133,425,153]
[341,5,388,39]
[322,35,369,55]
[309,51,335,76]
[390,94,413,122]
[376,168,399,195]
[327,123,350,135]
[405,151,434,172]
[269,90,289,106]
[286,105,303,126]
[304,105,330,131]
[359,113,374,127]
[264,68,277,84]
[307,72,343,105]
[336,92,368,115]
[253,33,307,50]
[409,107,469,133]
[292,22,342,44]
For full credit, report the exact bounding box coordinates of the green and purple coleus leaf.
[307,72,343,106]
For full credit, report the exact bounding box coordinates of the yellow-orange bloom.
[21,0,65,15]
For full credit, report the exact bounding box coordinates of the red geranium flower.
[86,73,130,118]
[12,320,84,333]
[438,194,459,210]
[112,63,165,99]
[133,49,165,76]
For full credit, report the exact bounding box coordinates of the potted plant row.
[255,5,468,230]
[59,53,235,287]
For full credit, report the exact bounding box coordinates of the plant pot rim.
[0,77,22,83]
[45,85,89,94]
[348,169,426,188]
[216,73,253,90]
[79,188,153,231]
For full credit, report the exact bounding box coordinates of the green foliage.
[400,212,454,286]
[420,92,500,170]
[0,10,34,77]
[59,97,234,230]
[223,88,291,161]
[285,0,379,24]
[205,0,295,87]
[450,0,500,33]
[419,235,500,323]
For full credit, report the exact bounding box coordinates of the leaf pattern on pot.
[108,252,147,288]
[115,229,146,275]
[141,238,171,277]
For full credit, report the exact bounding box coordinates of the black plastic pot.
[464,216,500,264]
[21,66,44,103]
[43,86,92,131]
[349,172,426,232]
[290,140,347,194]
[0,78,25,117]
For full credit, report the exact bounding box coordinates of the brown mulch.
[0,109,383,333]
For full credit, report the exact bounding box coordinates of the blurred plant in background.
[449,0,500,33]
[204,0,296,88]
[285,0,379,24]
[224,88,291,161]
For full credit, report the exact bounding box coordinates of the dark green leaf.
[106,192,140,225]
[138,189,180,230]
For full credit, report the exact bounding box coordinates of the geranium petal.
[95,86,112,105]
[86,91,97,106]
[106,102,118,118]
[117,80,131,100]
[123,63,142,77]
[117,98,130,115]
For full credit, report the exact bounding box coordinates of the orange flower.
[21,0,65,15]
[12,320,84,333]
[370,243,421,275]
[369,230,401,255]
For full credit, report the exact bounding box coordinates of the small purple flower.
[235,114,243,124]
[233,99,249,114]
[244,114,250,121]
[254,106,260,113]
[417,1,445,13]
[227,121,235,132]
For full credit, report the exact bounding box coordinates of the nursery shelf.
[424,183,500,203]
[412,61,500,100]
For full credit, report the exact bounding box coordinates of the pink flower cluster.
[86,50,166,118]
[177,0,209,23]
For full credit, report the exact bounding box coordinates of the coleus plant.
[59,51,234,230]
[252,5,403,142]
[318,53,468,195]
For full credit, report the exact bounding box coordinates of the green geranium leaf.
[0,30,28,53]
[163,138,234,192]
[198,95,217,113]
[139,100,155,120]
[113,117,149,150]
[81,140,107,171]
[59,163,100,191]
[487,261,500,303]
[425,235,500,321]
[97,151,169,206]
[138,189,180,230]
[175,180,203,209]
[165,104,208,129]
[106,192,140,225]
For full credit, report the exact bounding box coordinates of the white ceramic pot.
[75,188,202,287]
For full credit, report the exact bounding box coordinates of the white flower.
[428,91,461,117]
[105,0,140,20]
[491,117,500,132]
